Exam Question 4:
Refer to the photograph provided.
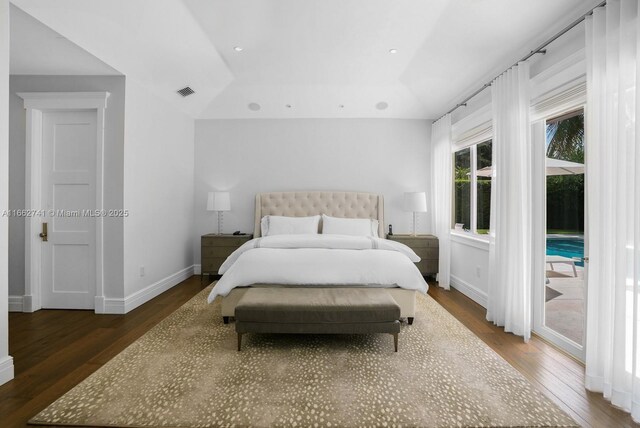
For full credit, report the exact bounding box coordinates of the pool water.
[546,237,584,267]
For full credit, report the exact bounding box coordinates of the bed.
[209,191,428,323]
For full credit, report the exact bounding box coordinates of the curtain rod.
[434,0,607,123]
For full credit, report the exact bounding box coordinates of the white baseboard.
[450,274,488,308]
[193,264,201,275]
[94,295,105,313]
[8,295,24,312]
[101,265,195,314]
[22,294,38,313]
[0,355,15,386]
[101,297,125,314]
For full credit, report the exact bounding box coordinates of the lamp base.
[216,211,224,235]
[412,212,417,236]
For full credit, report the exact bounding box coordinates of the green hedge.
[455,176,583,233]
[546,175,584,232]
[454,180,471,229]
[454,180,490,230]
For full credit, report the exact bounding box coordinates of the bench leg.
[408,317,414,325]
[223,316,229,324]
[393,333,398,352]
[237,333,243,351]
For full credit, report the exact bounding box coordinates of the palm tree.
[545,111,585,233]
[546,113,584,162]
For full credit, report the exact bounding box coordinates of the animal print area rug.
[31,284,577,427]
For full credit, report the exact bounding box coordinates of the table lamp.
[403,192,427,236]
[207,192,231,235]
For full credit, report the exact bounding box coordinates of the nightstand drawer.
[416,259,438,275]
[202,246,237,258]
[202,236,251,247]
[201,234,252,278]
[413,247,439,259]
[389,237,438,248]
[386,234,439,276]
[201,257,227,274]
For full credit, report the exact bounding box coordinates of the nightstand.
[201,234,253,279]
[386,234,439,277]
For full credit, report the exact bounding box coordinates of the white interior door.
[40,110,97,309]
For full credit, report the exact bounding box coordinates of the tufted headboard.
[254,191,384,237]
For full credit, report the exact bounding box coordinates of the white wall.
[194,119,432,264]
[122,78,195,309]
[450,235,489,307]
[0,0,15,385]
[448,21,587,307]
[8,75,126,304]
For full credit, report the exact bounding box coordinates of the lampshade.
[207,192,231,211]
[403,192,427,212]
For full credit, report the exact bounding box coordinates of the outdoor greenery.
[476,141,492,233]
[546,113,584,163]
[454,142,491,233]
[454,148,471,230]
[454,179,491,232]
[453,112,584,235]
[546,112,584,233]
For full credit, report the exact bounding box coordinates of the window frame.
[474,140,493,235]
[451,119,492,238]
[453,147,472,232]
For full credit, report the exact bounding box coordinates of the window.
[476,141,492,234]
[453,140,492,235]
[454,148,471,230]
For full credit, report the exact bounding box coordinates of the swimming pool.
[546,237,584,267]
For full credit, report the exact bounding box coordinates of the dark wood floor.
[428,286,636,428]
[0,276,208,427]
[0,276,635,427]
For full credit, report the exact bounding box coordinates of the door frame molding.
[17,92,110,313]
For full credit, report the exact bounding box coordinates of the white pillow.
[261,215,320,236]
[321,214,379,237]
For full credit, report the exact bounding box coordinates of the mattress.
[207,234,429,303]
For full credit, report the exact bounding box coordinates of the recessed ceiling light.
[285,104,292,108]
[389,49,398,54]
[248,102,261,111]
[376,101,389,110]
[234,46,243,52]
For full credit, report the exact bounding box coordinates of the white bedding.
[207,234,429,303]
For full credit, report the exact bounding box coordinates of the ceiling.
[10,5,120,76]
[11,0,599,119]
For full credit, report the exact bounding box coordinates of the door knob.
[39,222,48,242]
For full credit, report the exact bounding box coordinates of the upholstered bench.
[235,288,401,352]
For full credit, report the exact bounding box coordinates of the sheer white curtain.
[486,62,532,341]
[584,0,640,421]
[431,115,452,289]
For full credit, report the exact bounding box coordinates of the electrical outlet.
[476,266,481,278]
[139,265,145,277]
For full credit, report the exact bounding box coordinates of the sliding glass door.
[532,109,587,361]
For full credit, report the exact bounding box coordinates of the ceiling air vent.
[177,86,195,97]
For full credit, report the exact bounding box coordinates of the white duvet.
[207,234,429,303]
